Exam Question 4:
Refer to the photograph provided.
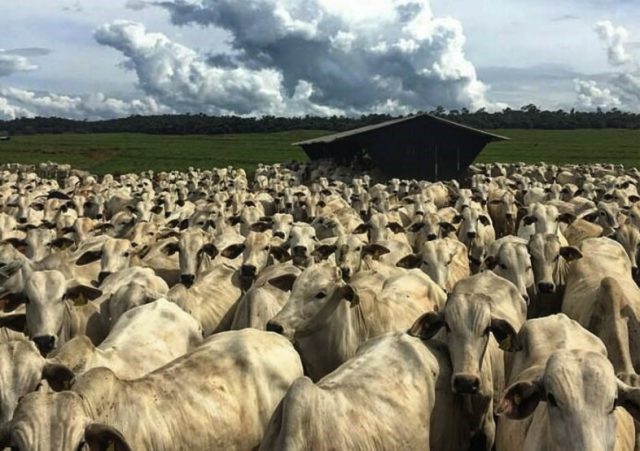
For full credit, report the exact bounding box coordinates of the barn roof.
[292,113,509,146]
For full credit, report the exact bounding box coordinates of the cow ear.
[557,213,576,224]
[338,284,359,306]
[312,245,337,262]
[2,237,27,254]
[451,214,463,225]
[66,284,103,302]
[50,237,75,250]
[220,243,243,259]
[76,250,102,266]
[199,243,219,259]
[387,222,405,233]
[42,363,75,392]
[496,380,544,420]
[617,379,640,422]
[30,203,45,211]
[408,222,425,232]
[0,314,26,333]
[270,246,291,263]
[439,222,457,234]
[484,255,498,270]
[228,216,242,226]
[178,219,190,230]
[478,215,491,226]
[250,221,271,233]
[362,243,390,260]
[629,195,640,204]
[352,223,369,234]
[85,423,133,451]
[0,261,24,280]
[268,273,298,292]
[490,318,521,352]
[408,311,444,340]
[559,246,582,262]
[150,205,163,215]
[396,254,421,269]
[162,242,180,256]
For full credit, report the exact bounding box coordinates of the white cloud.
[595,20,632,66]
[574,20,640,111]
[0,50,38,77]
[95,20,288,115]
[138,0,506,113]
[0,87,173,120]
[574,79,622,109]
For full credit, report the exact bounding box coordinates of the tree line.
[1,105,639,136]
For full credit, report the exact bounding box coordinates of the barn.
[293,113,509,181]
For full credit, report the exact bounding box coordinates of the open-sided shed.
[293,114,509,181]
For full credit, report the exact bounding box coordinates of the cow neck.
[59,300,77,344]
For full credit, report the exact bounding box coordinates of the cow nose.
[241,265,257,277]
[341,267,351,281]
[131,242,138,248]
[266,321,284,335]
[538,282,555,294]
[427,233,437,241]
[292,246,307,256]
[467,231,477,239]
[165,212,171,218]
[452,375,480,394]
[273,231,285,239]
[97,271,111,284]
[18,217,27,224]
[181,274,195,287]
[33,335,56,355]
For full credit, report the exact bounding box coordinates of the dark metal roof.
[292,113,509,146]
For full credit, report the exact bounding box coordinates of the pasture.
[0,128,637,174]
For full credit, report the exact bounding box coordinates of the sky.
[1,0,639,120]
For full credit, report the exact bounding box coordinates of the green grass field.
[0,128,637,175]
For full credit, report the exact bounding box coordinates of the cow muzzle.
[452,374,480,394]
[241,265,257,277]
[538,282,555,294]
[181,274,195,287]
[266,321,285,335]
[33,335,56,356]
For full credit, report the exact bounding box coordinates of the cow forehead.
[26,271,66,302]
[293,264,339,293]
[12,391,88,444]
[544,351,616,405]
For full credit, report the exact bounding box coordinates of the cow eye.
[500,263,507,270]
[600,211,606,216]
[123,252,130,257]
[547,393,558,407]
[422,260,429,266]
[315,291,327,299]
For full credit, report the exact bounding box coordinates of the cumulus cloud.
[575,21,640,111]
[101,0,505,115]
[0,50,39,77]
[95,20,290,115]
[0,87,173,120]
[595,20,632,66]
[574,79,621,109]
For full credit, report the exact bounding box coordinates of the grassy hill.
[0,128,637,175]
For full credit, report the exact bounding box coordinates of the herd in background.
[0,159,639,450]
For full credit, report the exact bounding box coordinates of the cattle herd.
[0,159,640,450]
